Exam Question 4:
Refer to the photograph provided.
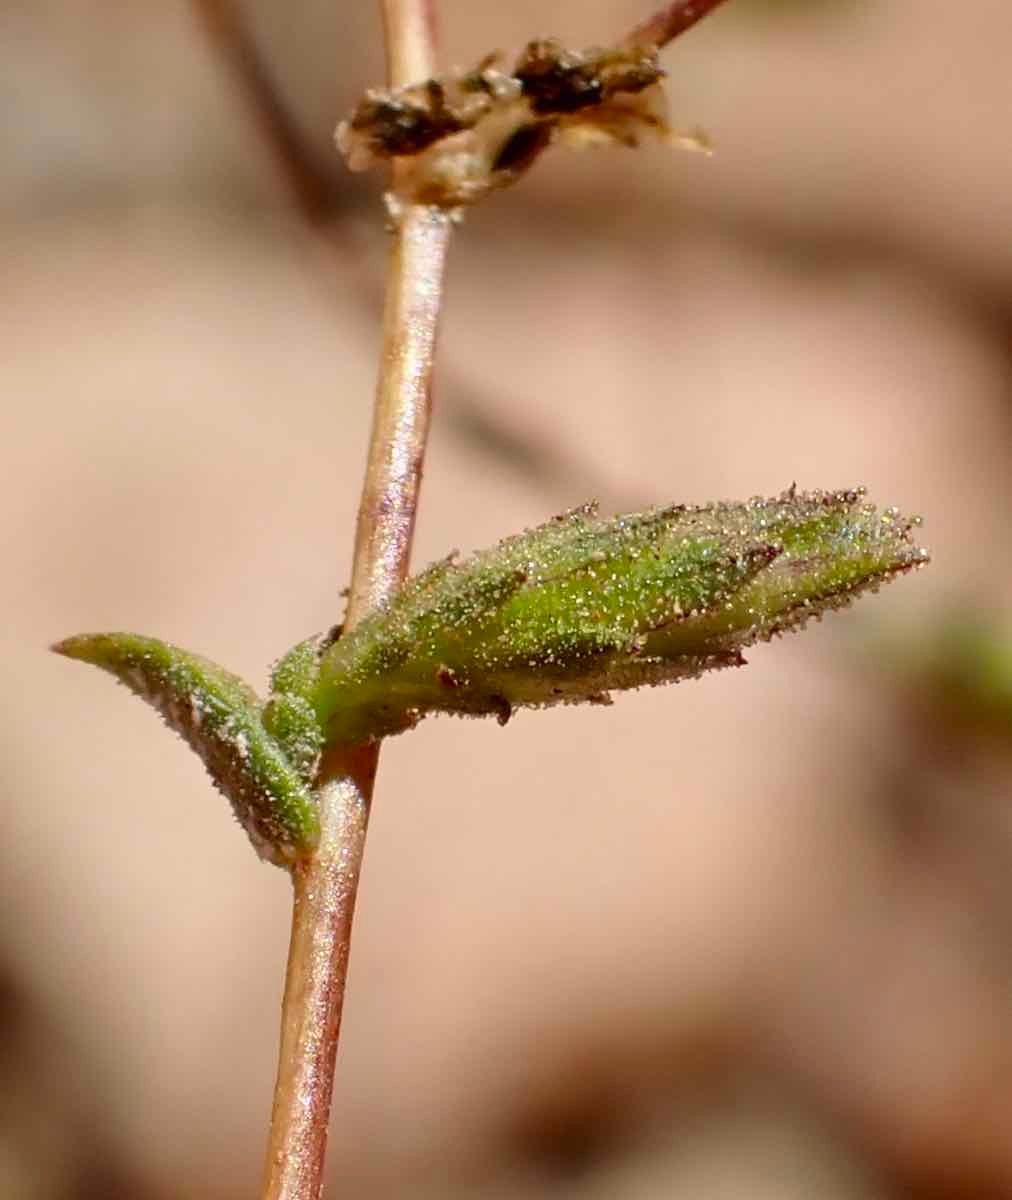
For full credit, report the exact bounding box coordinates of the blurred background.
[3,0,1012,1196]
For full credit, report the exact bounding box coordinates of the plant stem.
[262,747,375,1200]
[380,0,439,85]
[624,0,729,49]
[261,1,449,1196]
[345,205,452,620]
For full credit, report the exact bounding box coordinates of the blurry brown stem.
[261,0,449,1197]
[623,0,730,50]
[192,0,334,226]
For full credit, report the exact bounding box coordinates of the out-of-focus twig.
[192,0,337,227]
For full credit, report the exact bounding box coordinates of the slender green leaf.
[53,633,319,867]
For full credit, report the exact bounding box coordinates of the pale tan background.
[3,1,1012,1197]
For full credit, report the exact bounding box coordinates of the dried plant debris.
[337,39,708,208]
[309,489,929,745]
[52,634,320,867]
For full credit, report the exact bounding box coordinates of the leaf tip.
[51,633,95,660]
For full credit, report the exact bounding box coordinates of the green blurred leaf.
[311,488,928,745]
[53,633,319,867]
[906,612,1012,738]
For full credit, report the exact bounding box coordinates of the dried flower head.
[337,39,707,208]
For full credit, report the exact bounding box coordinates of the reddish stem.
[261,1,450,1196]
[624,0,730,50]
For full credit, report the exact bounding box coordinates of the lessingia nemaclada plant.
[54,488,928,868]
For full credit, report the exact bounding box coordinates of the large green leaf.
[308,488,927,745]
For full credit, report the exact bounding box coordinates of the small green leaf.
[52,633,319,867]
[312,488,928,745]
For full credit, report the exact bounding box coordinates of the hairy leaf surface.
[311,489,927,745]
